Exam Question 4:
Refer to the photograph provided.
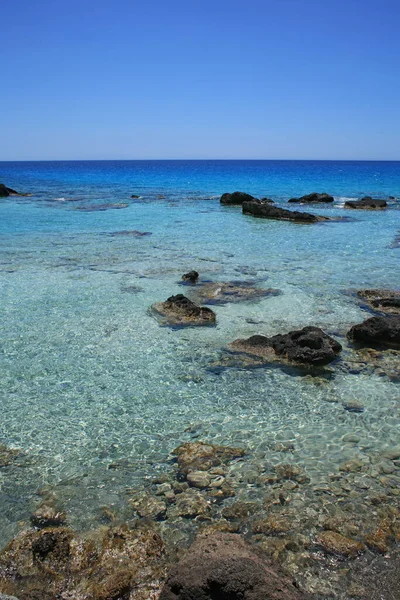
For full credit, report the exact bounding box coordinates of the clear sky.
[2,0,400,160]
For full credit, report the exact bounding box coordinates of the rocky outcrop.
[229,326,342,366]
[242,200,328,223]
[151,294,216,326]
[0,523,165,600]
[0,184,21,197]
[189,281,281,305]
[288,192,334,204]
[347,316,400,349]
[159,532,307,600]
[357,289,400,315]
[220,191,256,205]
[344,196,387,209]
[260,197,274,203]
[182,270,199,283]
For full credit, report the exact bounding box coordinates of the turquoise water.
[0,160,399,546]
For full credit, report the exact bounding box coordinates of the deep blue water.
[0,160,399,555]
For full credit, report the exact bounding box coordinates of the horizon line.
[1,158,400,163]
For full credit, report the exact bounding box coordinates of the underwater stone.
[316,531,365,558]
[172,441,245,476]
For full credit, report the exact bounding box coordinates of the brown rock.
[159,532,307,599]
[316,531,365,558]
[151,294,216,327]
[172,441,245,476]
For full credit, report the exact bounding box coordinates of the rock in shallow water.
[344,196,387,209]
[181,270,199,283]
[357,289,400,315]
[189,281,281,305]
[151,294,216,327]
[242,200,328,223]
[347,316,400,349]
[159,532,307,599]
[172,441,245,476]
[220,191,256,205]
[229,326,342,366]
[288,192,334,204]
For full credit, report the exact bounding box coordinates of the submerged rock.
[182,270,199,283]
[242,200,328,223]
[220,191,256,205]
[344,196,387,209]
[30,501,67,529]
[0,443,21,467]
[172,441,245,476]
[316,531,365,558]
[74,203,129,211]
[288,192,334,204]
[151,294,216,327]
[229,326,342,366]
[357,289,400,315]
[160,532,307,599]
[347,316,400,349]
[189,281,281,305]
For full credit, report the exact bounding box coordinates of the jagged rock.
[220,191,256,205]
[288,192,334,204]
[182,270,199,283]
[151,294,216,327]
[347,316,400,349]
[0,184,21,197]
[357,289,400,315]
[189,281,281,305]
[260,197,274,203]
[242,200,328,223]
[316,531,365,558]
[344,196,387,209]
[229,326,342,366]
[0,523,164,600]
[130,494,167,520]
[159,532,307,599]
[172,441,245,476]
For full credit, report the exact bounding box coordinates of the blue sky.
[2,0,400,160]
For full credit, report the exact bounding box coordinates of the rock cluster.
[229,326,342,366]
[152,294,216,326]
[242,200,328,223]
[357,289,400,315]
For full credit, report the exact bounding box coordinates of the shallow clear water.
[0,160,399,545]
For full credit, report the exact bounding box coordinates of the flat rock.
[316,531,365,558]
[344,196,387,209]
[347,316,400,349]
[159,532,307,599]
[288,192,334,204]
[357,289,400,315]
[220,191,256,205]
[151,294,216,327]
[229,326,342,366]
[172,441,245,476]
[242,200,328,223]
[189,281,281,305]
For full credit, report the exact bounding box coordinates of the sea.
[0,160,399,593]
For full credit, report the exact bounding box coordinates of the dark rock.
[229,326,342,366]
[30,502,67,528]
[242,200,328,223]
[347,316,400,349]
[189,281,281,305]
[109,230,152,236]
[260,197,274,203]
[357,289,400,315]
[0,184,10,197]
[130,194,140,198]
[74,203,129,211]
[344,196,387,209]
[151,294,216,327]
[288,192,334,204]
[220,191,256,205]
[182,270,199,283]
[159,532,307,600]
